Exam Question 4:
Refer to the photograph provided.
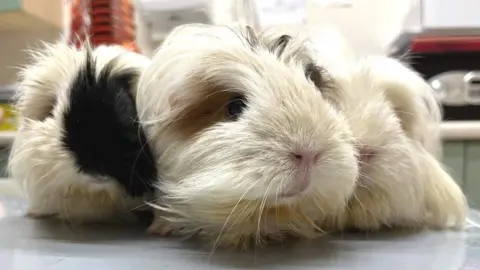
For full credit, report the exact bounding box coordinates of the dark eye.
[227,94,247,120]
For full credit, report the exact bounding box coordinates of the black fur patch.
[304,62,332,91]
[269,35,292,57]
[62,50,157,197]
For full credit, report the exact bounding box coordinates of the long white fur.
[137,24,359,248]
[354,56,444,158]
[138,3,467,248]
[300,28,467,231]
[329,59,466,230]
[9,41,152,223]
[249,9,466,231]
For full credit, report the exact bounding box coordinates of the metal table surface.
[0,181,479,270]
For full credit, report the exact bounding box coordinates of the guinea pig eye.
[227,94,247,120]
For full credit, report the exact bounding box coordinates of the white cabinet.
[423,0,480,31]
[134,0,211,56]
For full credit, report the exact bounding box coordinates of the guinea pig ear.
[362,56,442,156]
[16,41,81,122]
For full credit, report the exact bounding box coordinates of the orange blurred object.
[68,0,140,53]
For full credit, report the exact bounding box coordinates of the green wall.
[444,141,480,209]
[0,0,21,13]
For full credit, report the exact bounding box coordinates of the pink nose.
[358,147,376,164]
[292,150,320,166]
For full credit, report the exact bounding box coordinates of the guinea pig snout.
[279,149,320,197]
[281,168,312,198]
[291,149,321,167]
[356,146,377,167]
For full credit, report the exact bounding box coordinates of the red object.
[68,0,140,53]
[411,35,480,54]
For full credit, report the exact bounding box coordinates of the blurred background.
[0,0,480,208]
[0,0,445,85]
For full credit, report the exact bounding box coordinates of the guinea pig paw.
[147,222,172,236]
[147,220,183,237]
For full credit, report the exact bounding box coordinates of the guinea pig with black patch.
[8,41,157,224]
[135,24,360,249]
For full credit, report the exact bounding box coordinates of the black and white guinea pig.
[8,41,157,224]
[136,24,359,249]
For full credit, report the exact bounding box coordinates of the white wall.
[307,0,420,55]
[1,0,421,84]
[135,0,421,57]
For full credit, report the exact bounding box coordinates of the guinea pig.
[259,27,467,231]
[136,24,359,249]
[333,56,467,231]
[8,41,157,224]
[351,56,444,159]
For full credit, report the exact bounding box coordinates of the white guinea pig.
[297,29,466,231]
[228,26,466,233]
[136,24,359,249]
[352,56,444,159]
[8,41,156,224]
[332,56,467,231]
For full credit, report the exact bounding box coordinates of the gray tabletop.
[0,192,479,270]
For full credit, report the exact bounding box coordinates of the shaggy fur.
[8,41,154,223]
[256,24,466,231]
[140,23,467,249]
[295,28,467,231]
[137,24,359,249]
[14,0,463,246]
[322,56,466,231]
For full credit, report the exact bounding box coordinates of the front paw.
[147,215,187,237]
[147,218,176,236]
